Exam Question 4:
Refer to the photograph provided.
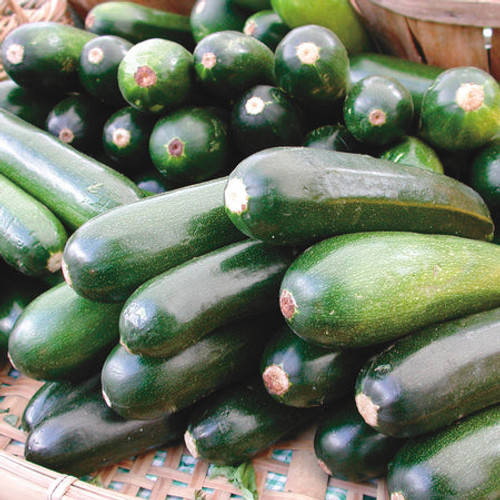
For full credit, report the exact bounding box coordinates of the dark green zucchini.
[279,231,500,349]
[387,403,500,500]
[24,389,189,477]
[343,75,414,147]
[303,123,362,153]
[102,315,281,420]
[148,106,231,186]
[314,399,403,482]
[232,0,271,11]
[260,325,372,407]
[117,38,195,115]
[22,373,101,432]
[243,9,290,51]
[419,66,500,151]
[0,109,143,230]
[230,85,304,157]
[119,239,295,357]
[132,168,173,195]
[0,173,67,278]
[223,146,494,246]
[193,30,275,101]
[62,177,244,302]
[8,282,122,382]
[1,22,96,94]
[355,306,500,438]
[85,2,194,48]
[184,378,319,465]
[78,35,133,106]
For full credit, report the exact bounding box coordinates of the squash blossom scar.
[296,42,320,64]
[224,177,249,214]
[6,43,24,65]
[280,289,297,319]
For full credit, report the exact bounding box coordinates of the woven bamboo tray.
[0,361,390,500]
[351,0,500,80]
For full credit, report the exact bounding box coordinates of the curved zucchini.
[355,306,500,438]
[314,399,403,482]
[62,177,244,303]
[387,404,500,500]
[102,315,281,420]
[24,389,189,477]
[8,283,122,382]
[280,231,500,349]
[0,173,67,277]
[0,109,143,230]
[224,146,494,246]
[120,239,294,357]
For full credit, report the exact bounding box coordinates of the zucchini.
[279,231,500,349]
[303,123,362,153]
[343,75,414,147]
[355,306,500,438]
[117,38,195,115]
[62,177,244,302]
[8,282,122,382]
[193,30,275,101]
[120,239,294,357]
[0,173,67,277]
[0,109,143,230]
[243,9,290,51]
[387,403,500,500]
[78,35,133,106]
[419,66,500,151]
[223,146,494,246]
[260,325,372,407]
[24,389,189,477]
[233,0,271,10]
[184,378,318,465]
[22,373,101,432]
[314,399,403,482]
[1,22,96,94]
[102,315,281,420]
[85,2,194,49]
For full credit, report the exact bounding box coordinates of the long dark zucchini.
[102,315,282,420]
[0,109,143,230]
[355,306,500,438]
[62,177,244,302]
[120,239,295,357]
[224,146,494,246]
[387,403,500,500]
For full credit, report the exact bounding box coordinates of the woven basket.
[0,362,390,500]
[351,0,500,80]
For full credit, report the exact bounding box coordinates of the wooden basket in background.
[351,0,500,79]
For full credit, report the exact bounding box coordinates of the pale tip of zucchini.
[201,52,217,70]
[279,289,297,320]
[355,392,379,428]
[184,430,199,459]
[47,251,63,273]
[369,108,387,126]
[58,127,75,144]
[244,20,256,36]
[224,177,249,215]
[245,96,265,116]
[455,83,484,112]
[112,128,132,148]
[5,43,24,65]
[262,364,290,396]
[317,459,332,476]
[61,258,72,287]
[391,492,407,500]
[85,13,95,29]
[167,137,185,157]
[296,42,320,65]
[134,66,157,88]
[88,47,105,65]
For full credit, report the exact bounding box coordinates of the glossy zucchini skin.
[314,399,403,482]
[303,123,361,153]
[243,9,290,51]
[24,389,189,477]
[0,173,67,278]
[355,306,500,438]
[280,232,500,349]
[387,404,500,500]
[62,177,244,303]
[120,239,294,357]
[1,22,96,94]
[223,146,494,246]
[260,325,371,407]
[85,2,194,48]
[8,283,122,382]
[184,378,319,465]
[22,374,101,432]
[102,315,281,420]
[0,109,143,230]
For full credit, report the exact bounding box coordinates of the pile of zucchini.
[0,0,500,498]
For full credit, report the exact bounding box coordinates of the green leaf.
[3,414,18,427]
[209,462,258,500]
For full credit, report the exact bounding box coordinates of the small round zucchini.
[243,9,290,51]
